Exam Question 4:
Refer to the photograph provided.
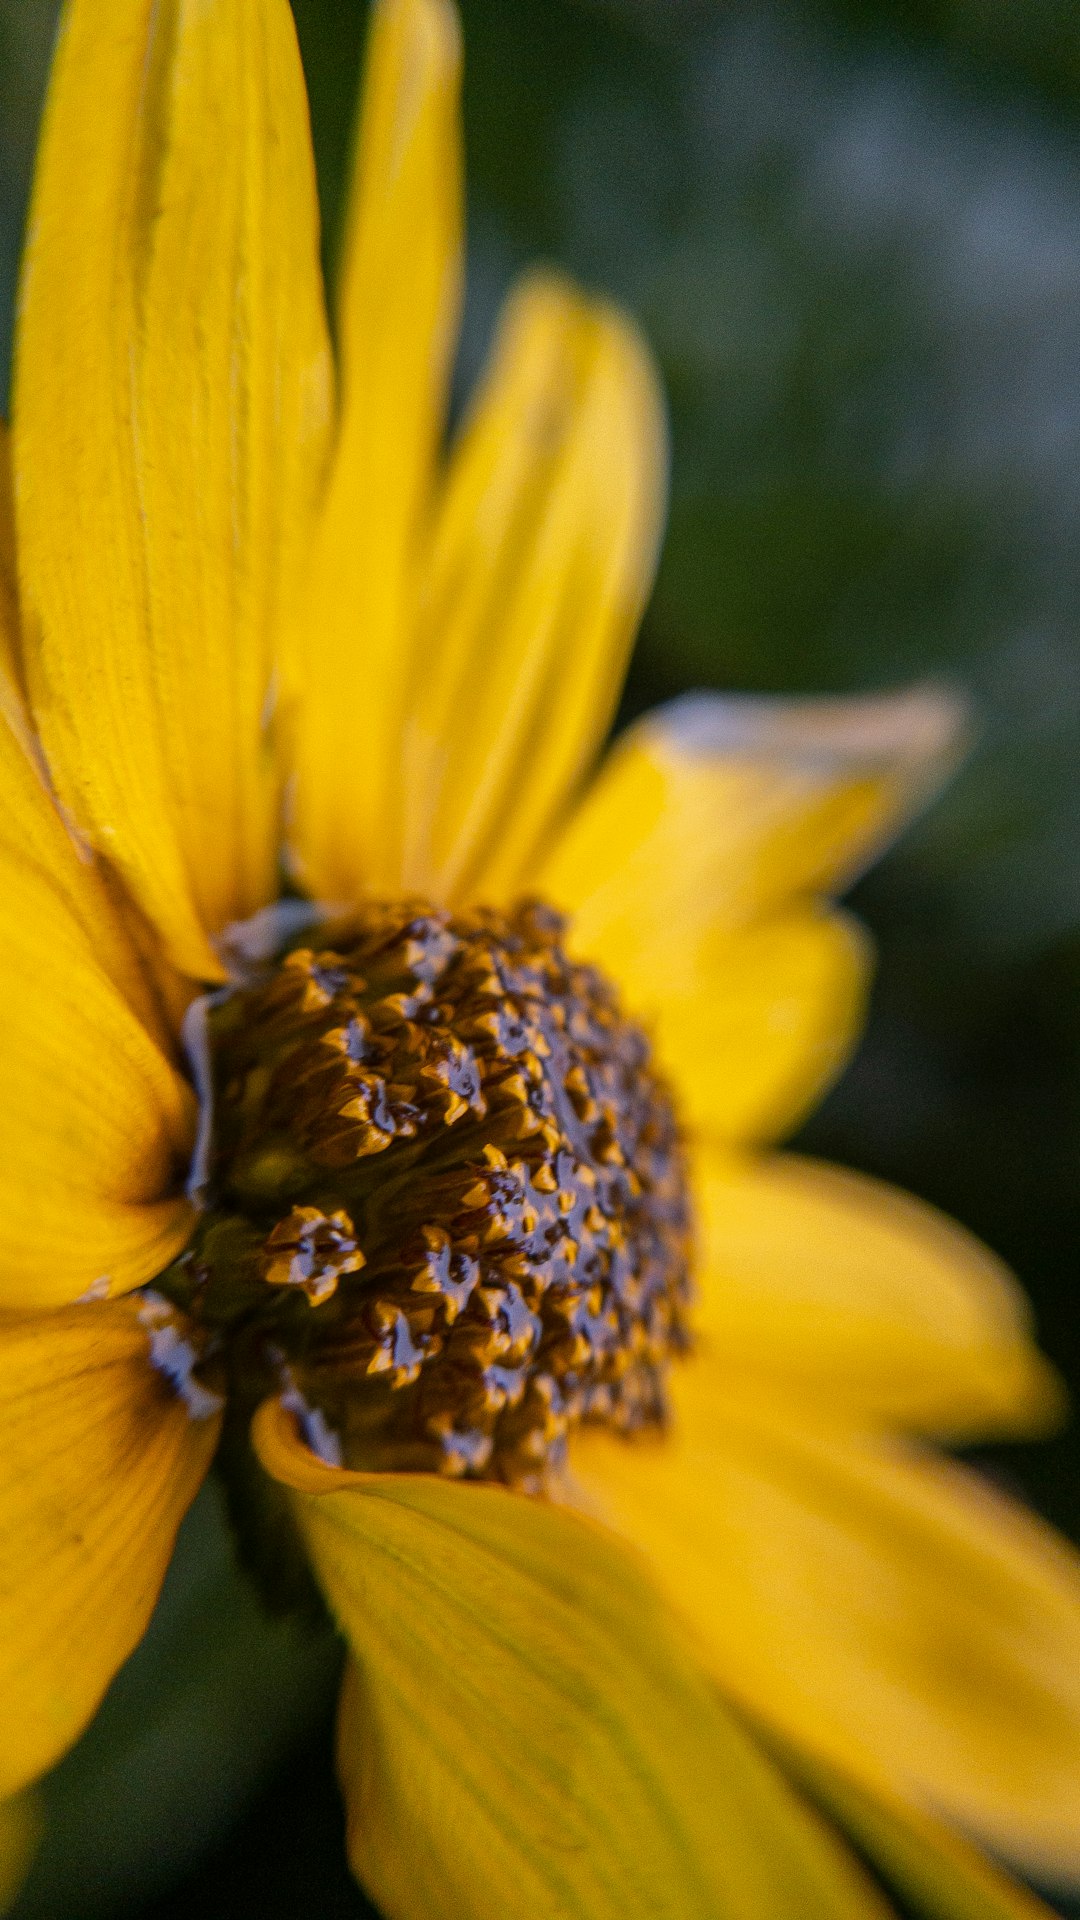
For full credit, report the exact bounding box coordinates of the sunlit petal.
[544,685,967,936]
[399,272,667,906]
[14,0,332,978]
[540,687,964,1141]
[288,0,463,903]
[0,707,195,1307]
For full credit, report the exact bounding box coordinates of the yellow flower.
[0,1,1078,1917]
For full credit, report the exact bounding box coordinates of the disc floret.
[164,900,693,1490]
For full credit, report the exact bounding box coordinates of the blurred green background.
[2,0,1080,1913]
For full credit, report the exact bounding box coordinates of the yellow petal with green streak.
[0,1299,220,1800]
[255,1398,895,1920]
[14,0,332,979]
[287,0,463,903]
[399,272,667,907]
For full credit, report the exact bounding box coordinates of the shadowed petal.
[570,1374,1080,1888]
[0,1795,40,1916]
[772,1746,1061,1920]
[0,423,31,758]
[0,1299,220,1800]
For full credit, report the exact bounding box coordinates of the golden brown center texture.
[163,899,693,1490]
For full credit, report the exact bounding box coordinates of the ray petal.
[0,1298,220,1799]
[0,705,195,1307]
[538,685,965,1143]
[14,0,333,978]
[255,1397,895,1920]
[690,1146,1061,1439]
[287,0,464,903]
[398,272,667,907]
[570,1378,1080,1888]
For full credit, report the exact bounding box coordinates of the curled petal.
[255,1398,894,1920]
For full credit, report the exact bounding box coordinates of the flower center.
[163,899,692,1490]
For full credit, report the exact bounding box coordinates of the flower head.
[1,1,1079,1916]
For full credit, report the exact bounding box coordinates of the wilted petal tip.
[648,682,971,776]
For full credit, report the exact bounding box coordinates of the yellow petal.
[650,904,871,1144]
[540,684,965,955]
[692,1147,1062,1438]
[398,271,667,906]
[0,430,182,1068]
[774,1743,1061,1920]
[0,1298,220,1800]
[0,710,195,1306]
[538,686,964,1143]
[255,1398,895,1920]
[14,0,333,979]
[0,1795,41,1916]
[287,0,464,903]
[570,1382,1080,1887]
